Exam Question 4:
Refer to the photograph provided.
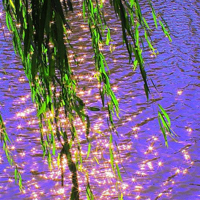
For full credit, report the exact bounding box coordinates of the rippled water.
[0,0,200,199]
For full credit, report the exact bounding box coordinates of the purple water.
[0,0,200,199]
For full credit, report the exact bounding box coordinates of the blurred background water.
[0,0,200,199]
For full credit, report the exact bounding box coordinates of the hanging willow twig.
[2,0,174,199]
[0,113,24,191]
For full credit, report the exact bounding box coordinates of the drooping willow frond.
[0,113,24,191]
[2,0,173,199]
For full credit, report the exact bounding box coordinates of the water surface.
[0,0,200,199]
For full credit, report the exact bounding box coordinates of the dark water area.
[0,0,200,199]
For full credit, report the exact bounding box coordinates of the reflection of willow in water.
[1,0,173,199]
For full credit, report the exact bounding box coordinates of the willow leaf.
[116,164,122,181]
[158,113,168,147]
[158,104,171,126]
[87,142,91,158]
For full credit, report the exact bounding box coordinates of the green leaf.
[106,28,111,45]
[159,20,172,42]
[87,142,91,158]
[145,31,155,52]
[86,182,94,200]
[37,102,46,117]
[52,139,56,155]
[18,175,22,187]
[135,23,139,46]
[110,133,113,143]
[6,13,11,31]
[9,0,15,10]
[116,164,122,181]
[109,147,114,171]
[94,156,99,164]
[143,17,150,30]
[158,111,170,133]
[83,0,86,19]
[158,104,171,126]
[158,113,168,147]
[14,168,18,184]
[144,83,149,101]
[152,11,157,29]
[57,153,60,166]
[133,59,138,71]
[87,107,100,111]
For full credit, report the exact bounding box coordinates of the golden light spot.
[113,86,118,91]
[177,90,183,95]
[48,42,54,48]
[187,128,192,132]
[8,178,13,182]
[16,23,21,28]
[132,126,140,131]
[148,146,153,151]
[147,162,153,170]
[152,136,158,141]
[135,185,143,192]
[158,193,163,197]
[136,195,140,199]
[184,154,190,160]
[18,77,25,82]
[183,169,188,174]
[57,188,65,194]
[43,128,47,132]
[17,125,22,129]
[67,30,72,34]
[175,168,181,174]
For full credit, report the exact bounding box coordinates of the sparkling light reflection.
[0,1,197,199]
